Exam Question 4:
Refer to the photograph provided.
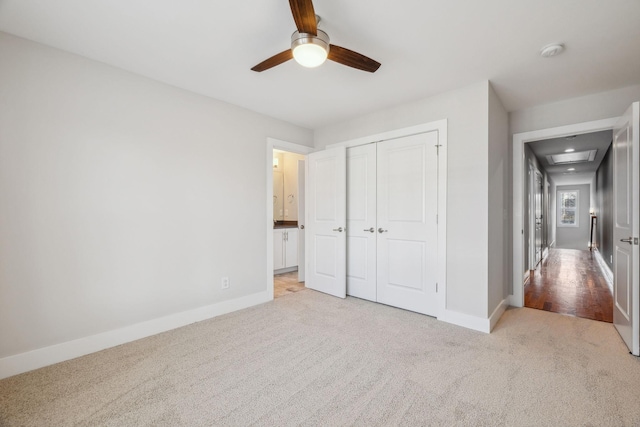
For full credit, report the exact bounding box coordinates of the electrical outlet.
[221,277,229,289]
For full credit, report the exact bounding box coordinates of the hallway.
[525,248,613,322]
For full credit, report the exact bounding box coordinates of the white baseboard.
[593,249,614,293]
[439,298,509,333]
[508,294,523,307]
[489,298,509,331]
[0,291,271,380]
[439,309,491,333]
[274,266,298,275]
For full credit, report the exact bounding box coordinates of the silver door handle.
[333,227,344,232]
[620,237,633,244]
[364,227,375,233]
[378,228,388,233]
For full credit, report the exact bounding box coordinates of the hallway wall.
[595,145,614,268]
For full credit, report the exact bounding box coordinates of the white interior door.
[376,132,439,316]
[346,144,377,301]
[613,101,639,355]
[297,159,305,282]
[305,147,347,298]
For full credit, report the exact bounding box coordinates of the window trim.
[557,189,579,228]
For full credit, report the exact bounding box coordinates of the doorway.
[512,118,618,308]
[266,139,312,301]
[521,131,614,322]
[513,105,640,355]
[273,148,305,298]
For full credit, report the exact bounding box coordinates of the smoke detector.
[540,43,565,58]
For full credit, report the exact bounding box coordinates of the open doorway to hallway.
[523,131,614,322]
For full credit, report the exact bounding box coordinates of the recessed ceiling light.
[567,168,576,171]
[565,148,575,153]
[540,43,565,58]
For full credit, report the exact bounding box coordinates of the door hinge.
[435,144,442,155]
[436,214,438,224]
[436,282,438,293]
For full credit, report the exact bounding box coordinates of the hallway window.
[558,190,579,227]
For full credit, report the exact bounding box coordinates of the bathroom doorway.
[266,138,312,300]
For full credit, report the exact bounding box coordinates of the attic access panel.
[546,150,597,165]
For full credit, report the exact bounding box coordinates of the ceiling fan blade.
[328,45,381,73]
[251,49,293,72]
[289,0,317,35]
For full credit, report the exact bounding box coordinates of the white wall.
[488,84,509,315]
[510,85,640,135]
[0,32,313,360]
[315,81,491,319]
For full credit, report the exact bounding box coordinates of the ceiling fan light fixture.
[291,30,330,68]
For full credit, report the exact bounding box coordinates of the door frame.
[511,118,618,307]
[528,164,543,271]
[326,120,448,318]
[266,138,313,301]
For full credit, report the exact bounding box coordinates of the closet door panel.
[377,132,438,316]
[346,144,377,301]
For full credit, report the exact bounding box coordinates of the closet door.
[346,144,377,301]
[376,132,439,316]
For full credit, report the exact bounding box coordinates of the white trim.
[512,117,618,308]
[439,309,491,333]
[335,120,448,320]
[326,120,448,150]
[593,249,614,293]
[528,164,543,269]
[489,298,510,331]
[441,298,508,333]
[437,123,448,320]
[274,266,298,275]
[266,138,313,301]
[0,291,270,380]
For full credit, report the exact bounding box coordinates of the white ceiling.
[1,0,639,130]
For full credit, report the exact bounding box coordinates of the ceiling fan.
[251,0,381,73]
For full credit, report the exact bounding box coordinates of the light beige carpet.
[1,290,640,426]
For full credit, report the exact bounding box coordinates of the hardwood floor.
[524,248,613,323]
[274,271,306,298]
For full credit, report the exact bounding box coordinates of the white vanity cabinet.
[274,228,298,272]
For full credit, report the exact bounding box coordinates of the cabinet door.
[285,229,298,268]
[273,229,285,270]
